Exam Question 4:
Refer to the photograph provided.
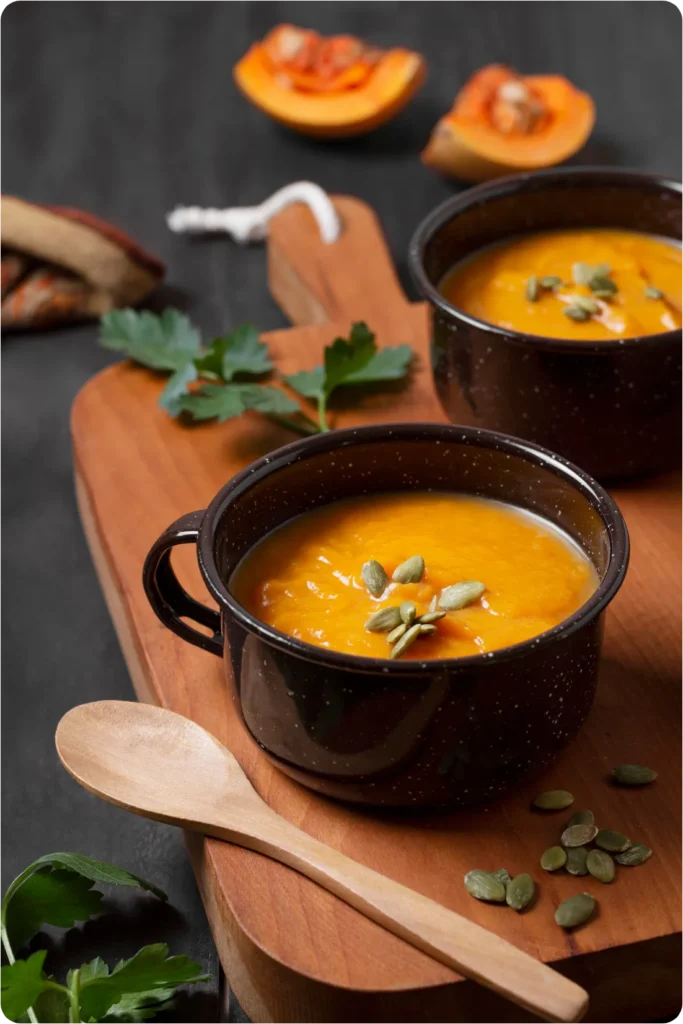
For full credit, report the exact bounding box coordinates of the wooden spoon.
[55,701,588,1023]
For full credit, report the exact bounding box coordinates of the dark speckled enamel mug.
[409,168,682,481]
[143,423,628,809]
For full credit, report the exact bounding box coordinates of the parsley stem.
[67,968,81,1023]
[317,394,330,432]
[267,413,320,437]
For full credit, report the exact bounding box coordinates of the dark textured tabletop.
[2,3,681,1021]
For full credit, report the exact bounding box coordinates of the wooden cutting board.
[71,197,681,1023]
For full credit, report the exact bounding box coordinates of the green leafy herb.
[1,951,49,1021]
[176,383,300,423]
[100,310,202,372]
[4,868,104,948]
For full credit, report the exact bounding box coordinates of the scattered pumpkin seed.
[386,623,407,644]
[572,262,593,286]
[541,846,567,871]
[361,559,388,597]
[574,295,600,315]
[587,849,615,883]
[561,823,598,847]
[428,594,438,613]
[364,606,402,632]
[400,601,417,625]
[593,263,611,277]
[595,828,631,853]
[589,274,617,296]
[565,847,589,876]
[565,809,595,829]
[555,893,596,929]
[506,873,535,911]
[418,610,446,624]
[616,843,652,866]
[463,870,506,902]
[492,868,511,887]
[533,789,574,811]
[439,581,485,611]
[390,623,421,659]
[392,555,425,584]
[564,304,590,322]
[644,285,664,300]
[540,275,563,290]
[526,275,539,301]
[612,764,657,786]
[592,289,616,300]
[419,623,437,635]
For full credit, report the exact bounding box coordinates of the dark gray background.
[2,3,681,1021]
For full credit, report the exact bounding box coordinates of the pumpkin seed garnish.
[616,843,652,866]
[565,847,589,876]
[463,870,507,903]
[555,892,595,929]
[386,623,407,644]
[392,555,425,584]
[418,610,446,624]
[644,285,664,300]
[592,289,616,300]
[428,594,438,613]
[506,873,535,911]
[612,764,657,786]
[439,581,485,611]
[595,828,631,853]
[593,263,611,277]
[419,623,437,635]
[564,304,590,322]
[587,849,615,883]
[400,600,417,625]
[533,789,574,811]
[589,274,617,296]
[361,559,388,597]
[365,606,402,632]
[541,846,567,871]
[526,275,539,301]
[561,823,598,847]
[574,295,600,315]
[390,622,421,659]
[540,275,563,290]
[572,262,593,286]
[492,868,511,887]
[565,809,594,829]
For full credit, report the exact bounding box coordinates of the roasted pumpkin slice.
[423,64,595,182]
[234,24,426,138]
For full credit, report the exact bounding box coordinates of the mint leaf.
[158,362,198,416]
[1,951,48,1021]
[285,366,325,400]
[5,868,103,948]
[100,309,201,372]
[178,384,300,423]
[220,324,272,379]
[79,944,209,1021]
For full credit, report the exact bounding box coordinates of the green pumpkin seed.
[592,289,616,300]
[565,809,595,829]
[541,846,567,871]
[540,275,563,290]
[386,623,407,644]
[615,843,652,866]
[419,623,437,635]
[587,849,615,883]
[565,847,589,876]
[561,823,598,847]
[574,295,600,315]
[593,263,611,277]
[463,870,506,902]
[532,789,574,811]
[400,601,417,625]
[390,623,421,659]
[595,828,631,853]
[492,868,511,887]
[439,581,485,611]
[361,559,388,597]
[555,893,596,929]
[526,275,539,301]
[644,286,664,300]
[572,262,593,286]
[563,304,590,322]
[506,873,535,911]
[392,555,425,584]
[419,610,446,624]
[365,606,402,632]
[428,594,438,613]
[589,274,617,295]
[612,764,657,786]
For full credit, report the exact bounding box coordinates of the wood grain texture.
[71,196,681,1022]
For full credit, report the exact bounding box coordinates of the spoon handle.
[235,811,588,1023]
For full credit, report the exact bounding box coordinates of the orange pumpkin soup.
[231,493,598,661]
[440,229,681,340]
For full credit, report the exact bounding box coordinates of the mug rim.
[408,166,683,353]
[196,422,630,675]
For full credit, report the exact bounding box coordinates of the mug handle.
[143,510,223,657]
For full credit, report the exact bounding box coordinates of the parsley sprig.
[99,310,413,434]
[1,853,209,1023]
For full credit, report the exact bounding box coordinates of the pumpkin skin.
[423,66,595,182]
[234,26,426,138]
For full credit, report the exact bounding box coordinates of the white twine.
[166,181,341,245]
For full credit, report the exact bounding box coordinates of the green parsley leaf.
[100,309,201,372]
[5,868,103,948]
[1,951,48,1021]
[32,985,71,1022]
[284,367,325,401]
[323,322,378,393]
[158,362,198,416]
[177,384,300,423]
[341,344,413,385]
[23,853,167,902]
[79,944,209,1021]
[99,988,177,1021]
[220,324,273,379]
